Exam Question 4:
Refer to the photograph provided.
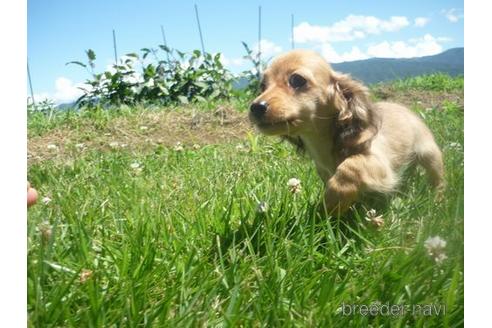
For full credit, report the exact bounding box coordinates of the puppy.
[249,49,444,215]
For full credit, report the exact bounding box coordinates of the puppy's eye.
[260,81,267,92]
[289,73,307,89]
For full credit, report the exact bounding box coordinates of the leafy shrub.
[68,47,233,107]
[239,42,265,95]
[27,98,56,114]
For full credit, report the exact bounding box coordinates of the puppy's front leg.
[323,158,361,216]
[323,154,391,216]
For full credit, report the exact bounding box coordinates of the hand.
[27,181,38,207]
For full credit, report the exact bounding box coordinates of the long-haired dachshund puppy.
[249,49,444,215]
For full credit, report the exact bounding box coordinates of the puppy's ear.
[327,72,380,156]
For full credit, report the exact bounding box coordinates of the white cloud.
[52,77,87,103]
[317,34,448,63]
[442,8,463,23]
[219,53,245,67]
[294,15,410,43]
[409,35,452,44]
[320,44,369,63]
[414,17,430,27]
[367,34,442,58]
[436,36,453,43]
[254,39,283,58]
[215,41,282,74]
[213,40,283,75]
[30,77,91,105]
[29,92,51,105]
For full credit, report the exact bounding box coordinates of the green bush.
[68,47,233,107]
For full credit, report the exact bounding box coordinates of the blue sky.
[28,0,463,104]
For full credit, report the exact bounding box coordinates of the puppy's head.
[249,49,379,153]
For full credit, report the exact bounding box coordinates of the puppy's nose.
[250,100,268,118]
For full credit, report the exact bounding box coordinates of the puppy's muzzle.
[250,100,268,119]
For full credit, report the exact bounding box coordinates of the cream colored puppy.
[249,49,444,215]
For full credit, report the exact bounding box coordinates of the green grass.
[27,94,251,138]
[390,73,464,92]
[27,77,464,327]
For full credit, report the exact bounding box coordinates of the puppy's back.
[372,102,438,168]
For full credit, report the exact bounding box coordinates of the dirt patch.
[28,89,463,164]
[371,86,464,110]
[28,105,254,164]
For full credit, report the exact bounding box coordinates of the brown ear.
[327,72,380,157]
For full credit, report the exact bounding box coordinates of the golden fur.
[249,49,444,215]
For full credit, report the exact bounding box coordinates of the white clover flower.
[257,201,268,213]
[236,144,250,152]
[174,142,184,152]
[365,209,384,229]
[424,236,448,264]
[287,178,302,194]
[192,144,201,150]
[47,144,58,151]
[130,162,141,169]
[448,142,462,150]
[42,196,52,205]
[425,236,447,250]
[109,141,119,148]
[433,253,448,264]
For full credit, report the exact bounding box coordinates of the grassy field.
[27,75,464,327]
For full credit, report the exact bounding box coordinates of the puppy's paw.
[323,190,358,217]
[432,178,446,203]
[434,188,445,204]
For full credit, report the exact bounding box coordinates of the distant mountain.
[232,77,250,90]
[56,101,77,110]
[331,47,464,84]
[233,47,463,89]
